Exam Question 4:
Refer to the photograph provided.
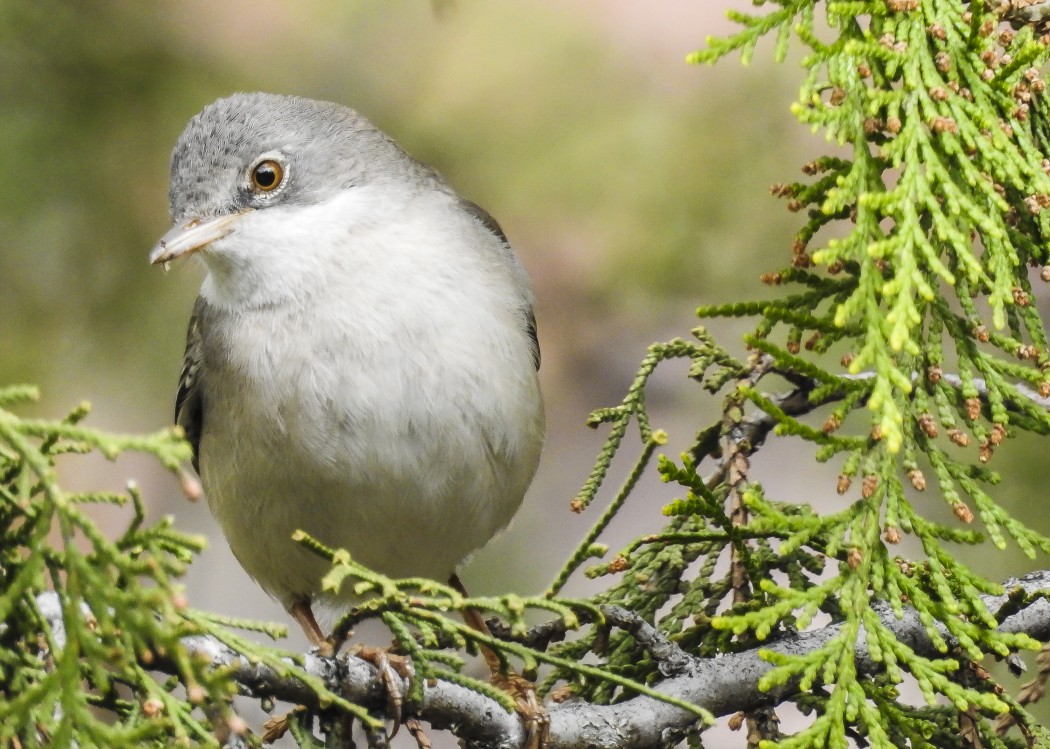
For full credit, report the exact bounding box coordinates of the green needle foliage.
[538,2,1050,748]
[0,384,233,746]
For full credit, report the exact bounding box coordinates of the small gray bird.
[151,93,544,643]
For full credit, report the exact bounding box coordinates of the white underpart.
[195,186,544,606]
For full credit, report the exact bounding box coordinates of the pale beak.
[149,212,250,266]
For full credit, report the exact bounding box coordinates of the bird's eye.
[250,159,284,193]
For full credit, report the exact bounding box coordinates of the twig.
[999,0,1050,28]
[701,370,1050,491]
[599,606,692,677]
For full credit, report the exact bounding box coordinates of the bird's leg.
[289,598,335,657]
[449,574,550,749]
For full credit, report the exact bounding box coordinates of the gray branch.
[37,570,1050,749]
[1000,0,1050,27]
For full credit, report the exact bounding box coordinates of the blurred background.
[3,0,1048,744]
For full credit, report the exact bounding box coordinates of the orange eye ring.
[251,159,284,192]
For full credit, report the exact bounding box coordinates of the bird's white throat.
[198,186,394,310]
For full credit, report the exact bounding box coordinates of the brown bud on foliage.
[1041,381,1050,398]
[935,51,951,72]
[805,332,821,351]
[793,253,812,269]
[1041,266,1050,282]
[823,414,842,434]
[948,428,971,447]
[965,397,982,421]
[1019,344,1039,361]
[870,425,883,442]
[607,556,630,574]
[883,526,902,544]
[930,87,949,102]
[918,413,939,438]
[787,340,801,354]
[848,547,863,569]
[929,23,947,40]
[837,475,852,495]
[928,365,943,383]
[979,441,993,462]
[862,474,879,498]
[974,325,989,342]
[841,353,855,368]
[930,116,958,134]
[909,469,927,491]
[760,272,783,285]
[728,712,746,731]
[830,87,847,106]
[954,503,975,524]
[886,117,902,134]
[858,63,872,78]
[570,498,585,513]
[142,698,164,717]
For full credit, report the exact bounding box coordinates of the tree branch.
[39,570,1050,749]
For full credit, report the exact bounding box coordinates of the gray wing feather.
[175,296,206,473]
[459,198,541,370]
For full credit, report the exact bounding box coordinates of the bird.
[150,92,545,647]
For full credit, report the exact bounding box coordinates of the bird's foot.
[348,644,415,734]
[493,671,550,749]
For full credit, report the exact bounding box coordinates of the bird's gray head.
[150,93,444,271]
[167,93,440,224]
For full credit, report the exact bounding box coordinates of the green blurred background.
[3,2,1047,739]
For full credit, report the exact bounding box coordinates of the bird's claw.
[494,672,550,749]
[348,645,415,738]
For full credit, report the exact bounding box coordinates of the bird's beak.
[149,212,250,266]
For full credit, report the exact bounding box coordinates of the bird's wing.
[175,296,207,473]
[458,198,541,370]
